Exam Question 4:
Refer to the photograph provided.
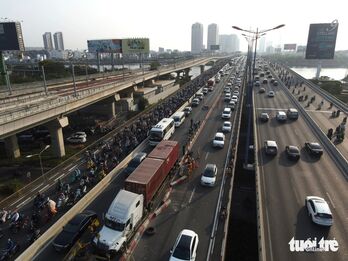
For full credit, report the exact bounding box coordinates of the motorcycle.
[57,193,68,210]
[0,240,20,261]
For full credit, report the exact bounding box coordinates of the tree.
[150,61,161,71]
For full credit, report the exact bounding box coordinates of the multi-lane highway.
[33,60,244,260]
[254,64,348,261]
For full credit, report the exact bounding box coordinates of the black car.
[267,74,272,78]
[270,78,275,83]
[262,79,268,84]
[285,145,300,160]
[273,81,278,86]
[53,210,98,252]
[304,142,323,157]
[123,152,147,176]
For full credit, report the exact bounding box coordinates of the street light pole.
[26,145,50,181]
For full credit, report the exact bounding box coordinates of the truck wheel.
[146,227,156,235]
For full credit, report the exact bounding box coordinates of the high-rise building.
[207,23,219,51]
[53,32,64,50]
[219,34,240,53]
[258,37,266,53]
[42,32,53,50]
[191,23,203,54]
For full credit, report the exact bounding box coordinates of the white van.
[276,111,287,122]
[287,108,299,120]
[172,111,186,127]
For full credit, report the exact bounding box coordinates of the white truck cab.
[94,190,144,253]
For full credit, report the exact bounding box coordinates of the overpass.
[0,56,223,158]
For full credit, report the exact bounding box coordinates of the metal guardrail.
[0,58,212,125]
[271,67,348,177]
[280,64,348,114]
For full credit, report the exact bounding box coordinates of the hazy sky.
[1,0,347,52]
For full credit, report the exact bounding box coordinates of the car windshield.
[215,136,223,141]
[64,222,79,233]
[149,130,163,141]
[172,235,191,260]
[289,147,299,153]
[224,123,230,127]
[204,167,216,177]
[105,217,125,232]
[311,143,321,149]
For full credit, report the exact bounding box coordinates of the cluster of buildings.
[191,23,240,54]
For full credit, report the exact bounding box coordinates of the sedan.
[184,107,192,116]
[285,145,300,160]
[259,88,265,93]
[222,121,232,132]
[53,210,98,252]
[67,136,87,144]
[201,164,218,187]
[262,79,268,84]
[170,229,199,261]
[191,98,200,107]
[268,91,275,97]
[305,142,323,157]
[305,196,333,226]
[259,112,269,122]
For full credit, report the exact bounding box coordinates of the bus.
[149,118,175,146]
[172,111,186,127]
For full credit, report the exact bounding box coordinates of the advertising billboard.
[87,39,122,53]
[210,44,220,51]
[284,44,297,51]
[305,21,339,59]
[122,38,149,54]
[0,22,25,51]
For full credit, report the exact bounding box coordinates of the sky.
[1,0,347,52]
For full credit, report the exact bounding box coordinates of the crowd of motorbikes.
[0,58,231,260]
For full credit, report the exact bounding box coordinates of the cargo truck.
[94,140,179,254]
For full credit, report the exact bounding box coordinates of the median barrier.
[17,139,149,261]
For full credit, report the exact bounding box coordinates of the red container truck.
[124,140,179,207]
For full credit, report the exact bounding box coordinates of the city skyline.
[1,0,347,52]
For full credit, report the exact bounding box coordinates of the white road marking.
[205,152,209,160]
[188,187,196,204]
[68,165,77,172]
[326,192,336,209]
[256,107,287,111]
[54,174,65,182]
[39,184,49,193]
[10,196,26,207]
[305,110,332,114]
[16,197,32,208]
[64,163,73,170]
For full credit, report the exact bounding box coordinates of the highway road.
[132,65,244,261]
[35,58,242,261]
[254,67,348,261]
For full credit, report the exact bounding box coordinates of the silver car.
[305,196,333,226]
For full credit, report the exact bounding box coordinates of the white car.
[305,196,333,226]
[228,100,235,110]
[224,87,230,93]
[213,132,225,148]
[264,140,278,155]
[170,229,199,261]
[67,136,87,144]
[233,91,239,97]
[224,93,231,101]
[201,164,218,187]
[191,98,200,107]
[72,131,87,139]
[276,111,287,122]
[202,88,208,95]
[268,91,275,97]
[222,121,232,132]
[227,82,232,87]
[231,95,238,103]
[221,108,232,119]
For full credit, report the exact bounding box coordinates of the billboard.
[0,22,25,51]
[87,39,122,53]
[305,21,339,59]
[284,44,297,51]
[122,38,149,54]
[210,44,220,51]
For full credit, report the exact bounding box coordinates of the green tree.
[150,61,161,71]
[39,60,69,79]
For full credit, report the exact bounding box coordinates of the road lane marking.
[68,165,77,172]
[16,197,31,208]
[326,192,336,209]
[188,187,196,205]
[205,152,209,160]
[256,107,287,111]
[54,174,65,182]
[305,110,332,114]
[10,196,27,207]
[39,184,49,193]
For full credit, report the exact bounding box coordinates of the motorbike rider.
[34,192,44,209]
[10,210,20,223]
[6,238,14,250]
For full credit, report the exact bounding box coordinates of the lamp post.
[232,24,285,167]
[26,145,50,180]
[68,51,77,97]
[83,50,89,87]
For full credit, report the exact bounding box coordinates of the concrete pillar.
[4,135,20,159]
[200,65,205,74]
[46,117,69,158]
